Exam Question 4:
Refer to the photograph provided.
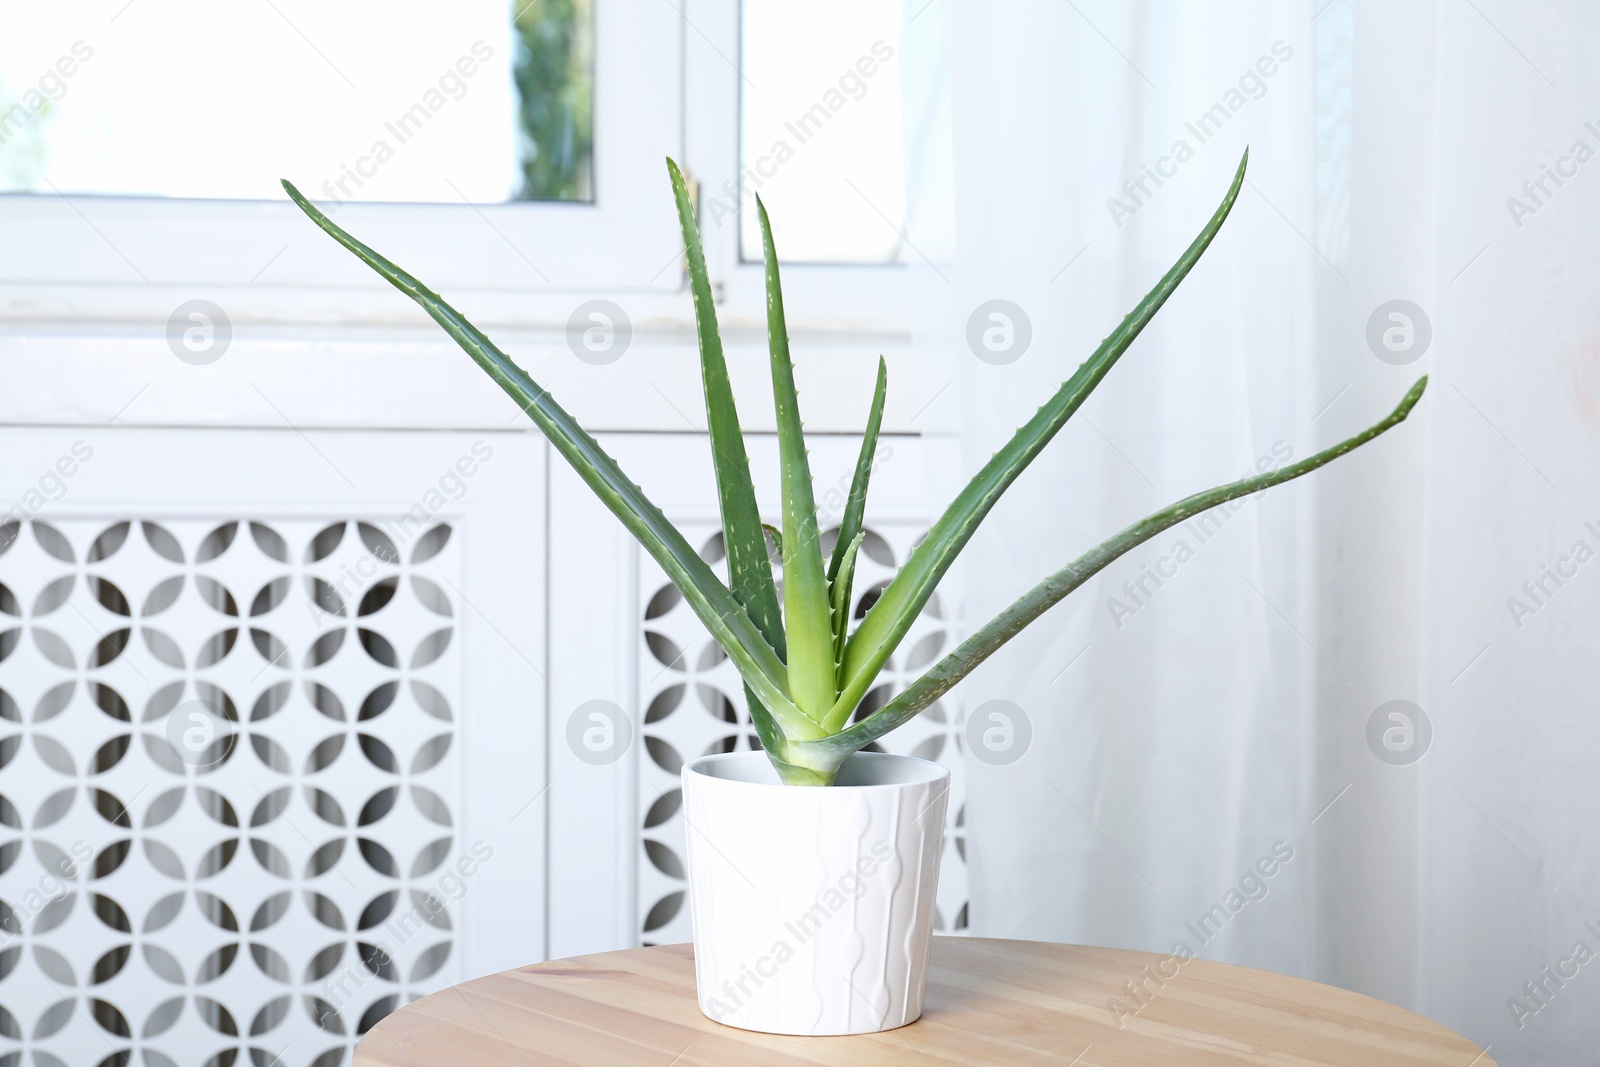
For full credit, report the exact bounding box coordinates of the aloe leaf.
[760,523,783,557]
[667,160,787,663]
[756,195,835,720]
[826,148,1251,732]
[827,356,888,587]
[830,531,864,690]
[802,375,1427,758]
[280,178,822,741]
[741,684,788,758]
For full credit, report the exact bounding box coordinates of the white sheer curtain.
[904,1,1600,1062]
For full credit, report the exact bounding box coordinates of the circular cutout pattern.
[0,518,461,1063]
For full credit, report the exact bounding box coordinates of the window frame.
[0,1,688,327]
[0,0,911,436]
[681,0,909,337]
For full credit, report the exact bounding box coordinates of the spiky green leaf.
[666,160,787,664]
[803,375,1427,759]
[827,356,887,587]
[830,531,864,690]
[756,195,834,719]
[280,177,822,741]
[760,523,783,557]
[825,149,1251,733]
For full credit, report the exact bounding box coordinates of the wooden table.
[355,938,1494,1066]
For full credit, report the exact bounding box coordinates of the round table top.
[355,938,1494,1067]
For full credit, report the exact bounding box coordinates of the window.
[0,1,594,204]
[0,1,905,332]
[0,0,675,323]
[738,0,906,265]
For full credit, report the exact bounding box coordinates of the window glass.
[0,0,593,203]
[738,0,906,264]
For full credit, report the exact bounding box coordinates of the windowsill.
[0,318,917,435]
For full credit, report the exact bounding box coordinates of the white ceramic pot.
[679,750,950,1036]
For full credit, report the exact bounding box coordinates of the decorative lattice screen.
[0,517,461,1067]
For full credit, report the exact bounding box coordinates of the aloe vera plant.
[283,150,1425,786]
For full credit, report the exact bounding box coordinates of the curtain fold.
[905,1,1599,1061]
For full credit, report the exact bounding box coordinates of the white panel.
[0,429,544,1067]
[546,444,636,959]
[0,329,917,434]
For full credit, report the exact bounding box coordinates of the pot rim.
[683,750,950,790]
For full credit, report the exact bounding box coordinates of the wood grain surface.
[355,938,1495,1066]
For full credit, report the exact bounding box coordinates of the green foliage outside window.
[513,0,594,202]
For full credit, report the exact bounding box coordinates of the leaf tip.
[1395,375,1428,419]
[756,194,774,247]
[281,180,318,220]
[665,158,690,202]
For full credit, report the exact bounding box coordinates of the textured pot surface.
[680,751,949,1036]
